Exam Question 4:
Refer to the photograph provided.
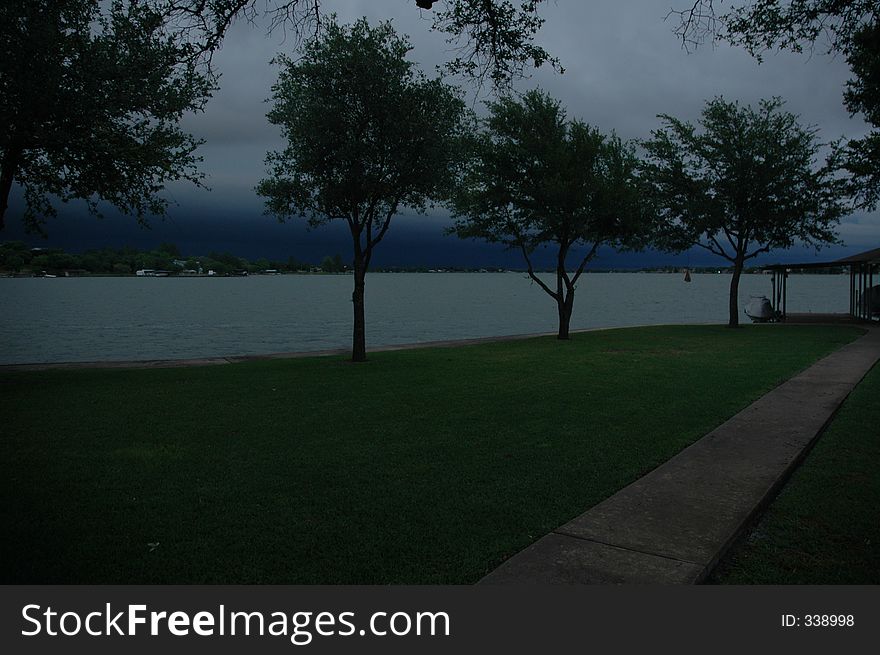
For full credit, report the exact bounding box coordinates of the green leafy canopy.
[0,0,215,232]
[257,17,470,239]
[641,96,848,263]
[452,89,651,268]
[670,2,880,210]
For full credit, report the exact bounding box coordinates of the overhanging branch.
[694,240,733,261]
[744,244,771,260]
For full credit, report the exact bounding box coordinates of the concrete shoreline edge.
[1,322,721,372]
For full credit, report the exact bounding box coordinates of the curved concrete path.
[480,326,880,584]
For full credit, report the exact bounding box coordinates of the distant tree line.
[0,241,347,275]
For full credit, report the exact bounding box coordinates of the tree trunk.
[555,246,573,340]
[351,254,367,362]
[0,145,22,231]
[556,294,573,339]
[728,259,744,328]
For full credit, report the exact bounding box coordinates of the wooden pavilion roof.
[764,246,880,270]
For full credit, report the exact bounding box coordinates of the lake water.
[0,272,851,364]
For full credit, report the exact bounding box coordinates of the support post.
[850,266,855,317]
[861,264,867,320]
[782,270,787,320]
[771,272,776,316]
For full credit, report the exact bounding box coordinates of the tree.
[318,253,346,273]
[0,0,213,233]
[641,97,847,328]
[158,242,182,258]
[332,253,344,272]
[0,241,30,272]
[160,0,560,87]
[451,90,650,339]
[257,18,468,361]
[843,20,880,209]
[287,255,306,271]
[671,1,880,209]
[208,251,243,268]
[2,1,553,237]
[671,1,876,57]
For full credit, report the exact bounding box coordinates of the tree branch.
[667,0,719,53]
[694,239,733,261]
[707,233,733,260]
[519,241,558,300]
[370,202,397,249]
[744,243,772,260]
[569,240,601,288]
[722,225,740,252]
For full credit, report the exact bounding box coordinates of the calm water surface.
[0,272,851,364]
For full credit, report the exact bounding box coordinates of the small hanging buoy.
[684,268,692,282]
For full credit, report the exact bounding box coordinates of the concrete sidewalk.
[480,327,880,584]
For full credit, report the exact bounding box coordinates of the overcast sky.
[8,0,879,264]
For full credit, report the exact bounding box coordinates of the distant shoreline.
[0,269,852,278]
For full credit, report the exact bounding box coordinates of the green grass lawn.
[0,324,862,584]
[712,358,880,584]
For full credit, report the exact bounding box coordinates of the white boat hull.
[745,296,776,322]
